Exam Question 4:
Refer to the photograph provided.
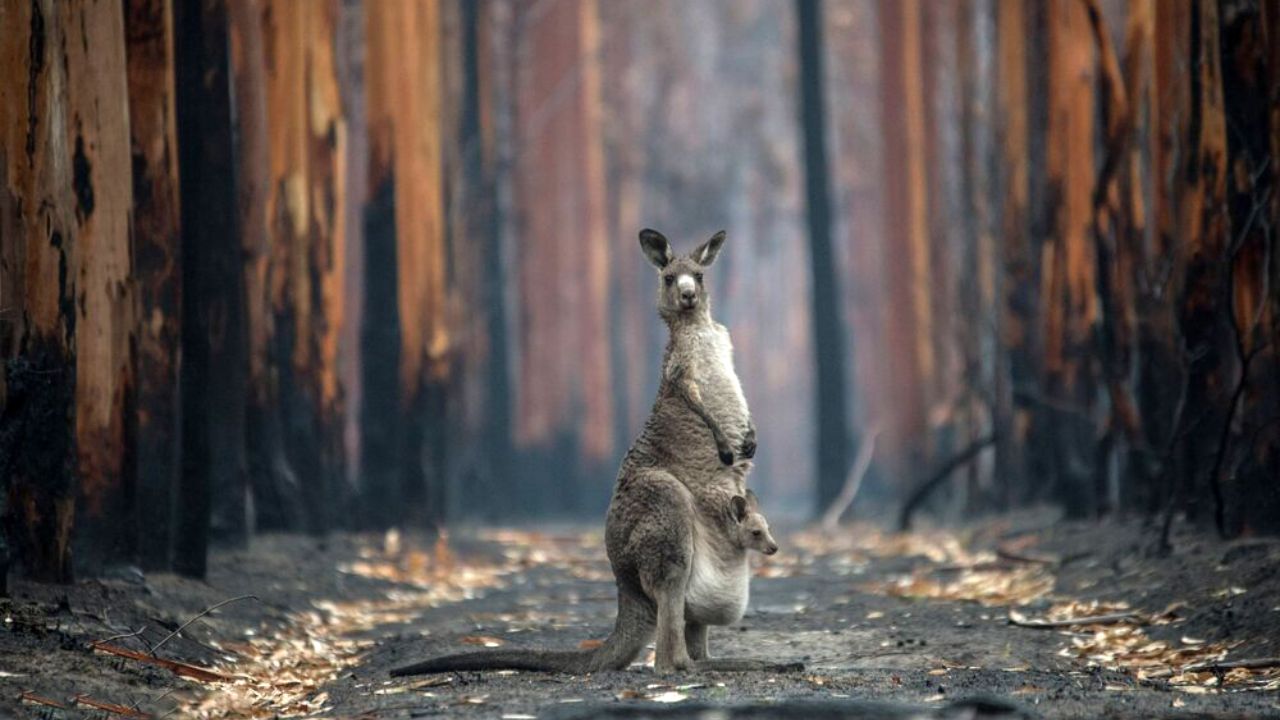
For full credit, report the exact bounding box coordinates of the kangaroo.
[391,230,799,677]
[390,490,781,677]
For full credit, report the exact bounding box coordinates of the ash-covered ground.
[2,515,1278,719]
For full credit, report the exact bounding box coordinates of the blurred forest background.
[2,0,1279,586]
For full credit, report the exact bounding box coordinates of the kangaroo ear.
[730,495,748,523]
[639,228,673,269]
[691,230,726,266]
[745,488,759,510]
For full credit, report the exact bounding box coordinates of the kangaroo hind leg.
[652,582,692,675]
[685,622,708,661]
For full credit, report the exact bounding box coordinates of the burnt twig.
[91,643,232,683]
[93,625,149,649]
[819,427,880,530]
[898,434,998,531]
[149,594,259,655]
[1183,657,1280,672]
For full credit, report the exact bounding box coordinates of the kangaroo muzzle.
[677,274,697,308]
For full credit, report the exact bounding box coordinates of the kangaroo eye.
[664,275,675,286]
[694,272,703,283]
[752,530,762,537]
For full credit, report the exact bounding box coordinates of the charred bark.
[174,0,244,577]
[125,0,182,571]
[797,0,855,515]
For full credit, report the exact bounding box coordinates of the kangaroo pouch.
[685,531,749,625]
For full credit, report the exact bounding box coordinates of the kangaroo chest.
[693,326,748,424]
[684,533,749,626]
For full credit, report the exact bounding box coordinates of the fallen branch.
[91,642,232,683]
[1183,657,1280,672]
[74,694,153,719]
[150,594,259,655]
[995,547,1059,566]
[1009,611,1137,629]
[898,434,998,531]
[819,427,880,530]
[94,625,149,648]
[20,691,68,709]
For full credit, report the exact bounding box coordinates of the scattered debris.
[91,643,232,683]
[1008,608,1138,628]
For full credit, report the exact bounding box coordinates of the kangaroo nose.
[676,274,696,303]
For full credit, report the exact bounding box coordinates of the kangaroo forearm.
[677,378,728,441]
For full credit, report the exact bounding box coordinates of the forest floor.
[1,513,1279,719]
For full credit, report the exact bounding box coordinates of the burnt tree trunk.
[174,0,244,577]
[509,0,613,515]
[261,0,349,536]
[1217,0,1280,535]
[62,0,139,574]
[1041,0,1098,518]
[125,0,182,571]
[363,0,450,529]
[995,0,1034,511]
[1174,0,1232,533]
[796,0,854,515]
[1,0,139,579]
[228,0,303,532]
[878,0,933,475]
[1,0,81,583]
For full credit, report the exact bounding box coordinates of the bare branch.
[149,594,260,656]
[898,434,998,531]
[820,427,881,530]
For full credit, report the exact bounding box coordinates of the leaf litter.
[161,523,1277,716]
[178,530,565,717]
[791,524,1280,694]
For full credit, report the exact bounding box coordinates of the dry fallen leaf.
[462,635,505,648]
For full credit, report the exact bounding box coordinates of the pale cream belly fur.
[684,529,749,626]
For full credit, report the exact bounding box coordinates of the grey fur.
[391,231,795,678]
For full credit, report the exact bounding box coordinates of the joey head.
[731,493,778,556]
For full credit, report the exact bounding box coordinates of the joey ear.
[639,228,673,268]
[730,495,748,522]
[745,488,759,510]
[691,230,726,266]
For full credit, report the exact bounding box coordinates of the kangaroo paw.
[714,432,735,465]
[740,430,757,459]
[718,446,735,465]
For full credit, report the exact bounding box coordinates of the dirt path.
[2,518,1278,718]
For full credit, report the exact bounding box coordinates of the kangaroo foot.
[654,654,693,676]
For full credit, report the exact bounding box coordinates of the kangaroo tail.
[391,591,653,676]
[390,648,596,675]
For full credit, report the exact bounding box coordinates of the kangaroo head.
[638,228,725,319]
[729,490,778,555]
